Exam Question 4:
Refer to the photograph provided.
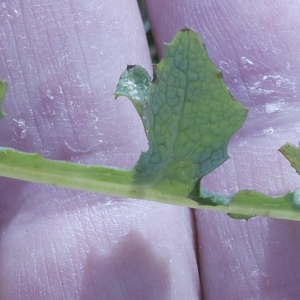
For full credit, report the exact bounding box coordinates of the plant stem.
[0,148,299,221]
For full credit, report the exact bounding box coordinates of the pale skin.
[1,0,300,299]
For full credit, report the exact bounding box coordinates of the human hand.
[147,1,300,298]
[1,0,300,299]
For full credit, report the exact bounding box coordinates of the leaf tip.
[180,26,193,32]
[126,64,136,71]
[227,212,253,221]
[279,142,300,176]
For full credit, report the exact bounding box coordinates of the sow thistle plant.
[0,28,299,220]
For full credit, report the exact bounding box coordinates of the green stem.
[0,148,299,221]
[0,148,136,198]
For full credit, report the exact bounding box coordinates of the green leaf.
[115,65,151,130]
[116,28,248,198]
[280,143,300,176]
[227,213,252,220]
[0,80,6,118]
[1,29,299,221]
[279,144,300,209]
[227,189,300,220]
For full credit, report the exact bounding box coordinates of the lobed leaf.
[116,28,248,198]
[280,143,300,176]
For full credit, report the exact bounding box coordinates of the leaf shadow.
[80,230,171,300]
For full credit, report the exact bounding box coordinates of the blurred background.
[137,0,158,63]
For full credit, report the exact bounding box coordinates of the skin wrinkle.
[16,3,55,151]
[34,1,134,161]
[65,1,96,151]
[10,24,36,146]
[20,3,50,149]
[56,221,80,294]
[51,243,67,298]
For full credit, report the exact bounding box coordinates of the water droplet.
[13,118,26,129]
[249,81,274,95]
[104,196,112,205]
[16,65,23,74]
[260,42,268,52]
[64,140,102,154]
[46,89,54,100]
[20,128,27,139]
[240,56,254,70]
[5,13,13,21]
[6,60,12,67]
[13,119,28,138]
[262,74,295,91]
[265,100,284,114]
[219,61,229,74]
[42,150,50,157]
[276,78,282,86]
[243,43,251,50]
[90,114,99,125]
[251,270,259,278]
[262,127,274,135]
[227,238,235,249]
[272,47,281,54]
[72,13,84,24]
